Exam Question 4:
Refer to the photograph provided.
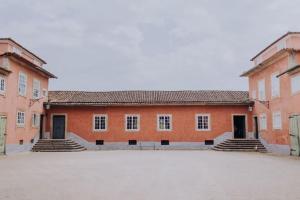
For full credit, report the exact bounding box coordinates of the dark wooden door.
[39,114,44,139]
[254,117,259,139]
[234,116,246,138]
[53,116,65,139]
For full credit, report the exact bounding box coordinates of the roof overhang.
[0,52,57,78]
[277,65,300,77]
[45,101,254,107]
[250,32,300,61]
[241,48,295,77]
[0,38,47,64]
[0,66,12,76]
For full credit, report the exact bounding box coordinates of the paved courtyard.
[0,151,299,200]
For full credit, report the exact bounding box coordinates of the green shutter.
[289,116,300,156]
[0,117,6,154]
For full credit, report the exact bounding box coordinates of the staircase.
[32,139,86,152]
[212,139,267,153]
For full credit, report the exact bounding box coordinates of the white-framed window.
[42,89,48,98]
[258,79,266,101]
[196,114,211,131]
[291,74,300,94]
[17,111,25,127]
[252,90,257,100]
[1,57,10,69]
[18,72,27,96]
[157,114,172,131]
[259,113,267,130]
[272,111,282,130]
[93,114,107,131]
[32,79,41,99]
[271,72,280,98]
[125,114,140,131]
[32,113,40,128]
[0,76,5,94]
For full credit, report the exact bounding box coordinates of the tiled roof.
[48,90,251,106]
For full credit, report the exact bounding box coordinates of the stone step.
[213,139,267,153]
[32,139,86,152]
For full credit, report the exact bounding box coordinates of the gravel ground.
[0,150,299,200]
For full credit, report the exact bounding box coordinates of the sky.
[1,0,300,91]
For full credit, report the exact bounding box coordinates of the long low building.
[44,90,253,149]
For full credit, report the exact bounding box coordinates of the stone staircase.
[212,139,267,153]
[32,139,86,152]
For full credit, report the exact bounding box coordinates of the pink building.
[242,32,300,155]
[0,38,56,154]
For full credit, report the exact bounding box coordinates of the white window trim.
[42,89,48,98]
[272,111,282,130]
[93,114,108,132]
[291,74,300,95]
[18,72,27,97]
[32,79,41,99]
[31,113,40,128]
[259,113,267,131]
[157,114,172,131]
[195,114,211,131]
[0,75,6,95]
[258,79,266,101]
[271,72,280,98]
[16,111,25,127]
[125,114,140,132]
[251,90,257,100]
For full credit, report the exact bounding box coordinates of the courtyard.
[0,151,299,200]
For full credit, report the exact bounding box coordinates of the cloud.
[1,0,299,91]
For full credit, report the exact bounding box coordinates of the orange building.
[44,91,253,150]
[1,33,300,155]
[0,38,56,154]
[241,32,300,155]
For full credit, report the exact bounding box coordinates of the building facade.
[0,38,56,154]
[1,32,300,155]
[44,91,253,150]
[241,32,300,155]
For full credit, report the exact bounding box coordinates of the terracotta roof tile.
[48,90,251,106]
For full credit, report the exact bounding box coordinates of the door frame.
[253,115,259,139]
[50,113,68,139]
[0,115,7,155]
[232,114,248,139]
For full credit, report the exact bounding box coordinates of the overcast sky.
[1,0,300,91]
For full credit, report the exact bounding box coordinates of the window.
[32,79,41,99]
[258,79,266,101]
[161,140,169,145]
[32,113,40,128]
[260,114,267,130]
[2,57,9,69]
[42,89,48,98]
[272,112,282,130]
[252,90,256,100]
[0,76,5,94]
[17,111,25,127]
[128,140,137,145]
[18,72,27,96]
[291,75,300,94]
[196,114,211,131]
[126,115,140,131]
[157,115,172,131]
[96,140,104,145]
[271,73,280,98]
[94,114,107,131]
